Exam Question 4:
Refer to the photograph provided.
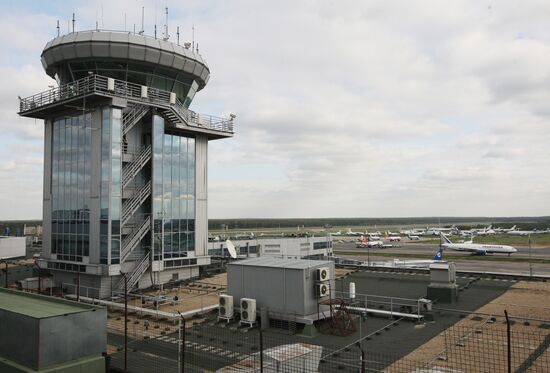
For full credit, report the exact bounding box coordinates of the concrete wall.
[39,308,107,369]
[208,236,333,259]
[0,310,39,369]
[227,261,335,317]
[42,119,52,259]
[195,135,208,258]
[0,237,26,260]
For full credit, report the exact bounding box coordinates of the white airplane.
[507,229,547,236]
[331,231,343,236]
[390,247,444,268]
[384,232,402,242]
[400,228,425,236]
[440,233,517,256]
[425,226,456,236]
[356,236,384,248]
[493,225,517,233]
[407,234,421,240]
[346,228,365,236]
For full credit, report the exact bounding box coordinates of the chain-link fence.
[105,310,550,373]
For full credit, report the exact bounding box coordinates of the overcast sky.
[1,1,549,219]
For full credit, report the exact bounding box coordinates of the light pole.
[120,271,128,373]
[529,235,533,277]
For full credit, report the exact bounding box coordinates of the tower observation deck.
[18,30,234,297]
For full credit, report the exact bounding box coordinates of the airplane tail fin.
[510,225,517,231]
[440,232,452,244]
[433,248,443,261]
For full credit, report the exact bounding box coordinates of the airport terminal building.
[18,30,234,297]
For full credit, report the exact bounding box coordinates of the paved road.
[334,241,550,259]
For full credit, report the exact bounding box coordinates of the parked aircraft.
[425,226,456,236]
[407,235,421,240]
[346,228,365,236]
[384,232,402,242]
[493,225,517,233]
[440,233,517,255]
[400,228,425,236]
[356,236,384,248]
[390,247,444,268]
[507,229,547,236]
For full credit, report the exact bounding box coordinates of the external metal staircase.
[115,252,151,292]
[121,181,151,227]
[120,216,151,262]
[123,104,149,135]
[121,144,151,189]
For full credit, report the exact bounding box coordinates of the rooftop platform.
[18,74,234,139]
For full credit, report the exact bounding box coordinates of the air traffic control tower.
[18,30,234,298]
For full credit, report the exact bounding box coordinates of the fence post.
[504,310,511,373]
[177,311,185,373]
[259,328,264,373]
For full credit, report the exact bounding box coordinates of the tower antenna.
[176,26,180,45]
[154,24,157,39]
[163,7,169,41]
[192,24,195,51]
[56,20,60,37]
[72,13,75,33]
[124,12,127,32]
[140,7,145,35]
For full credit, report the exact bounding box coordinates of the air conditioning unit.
[218,295,234,319]
[317,267,330,282]
[240,298,257,323]
[317,283,330,298]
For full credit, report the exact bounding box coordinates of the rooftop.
[227,257,333,269]
[0,288,100,319]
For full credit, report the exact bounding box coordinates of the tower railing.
[18,74,234,134]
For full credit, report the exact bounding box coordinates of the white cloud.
[1,0,549,219]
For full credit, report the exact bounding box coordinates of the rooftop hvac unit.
[240,298,257,324]
[218,294,234,319]
[317,267,330,282]
[316,283,330,298]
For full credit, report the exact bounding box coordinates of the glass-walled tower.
[18,30,234,297]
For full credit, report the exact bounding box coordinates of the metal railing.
[19,74,234,134]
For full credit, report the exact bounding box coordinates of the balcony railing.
[18,74,234,134]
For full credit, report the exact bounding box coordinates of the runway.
[333,241,550,276]
[333,241,550,259]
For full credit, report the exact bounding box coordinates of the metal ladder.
[120,216,151,262]
[121,181,151,226]
[121,144,152,189]
[123,104,149,135]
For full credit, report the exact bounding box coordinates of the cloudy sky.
[1,1,549,219]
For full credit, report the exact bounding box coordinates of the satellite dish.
[226,240,237,259]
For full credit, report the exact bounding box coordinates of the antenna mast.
[140,6,145,34]
[176,26,180,45]
[163,7,169,41]
[192,24,195,50]
[72,13,75,33]
[56,20,60,37]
